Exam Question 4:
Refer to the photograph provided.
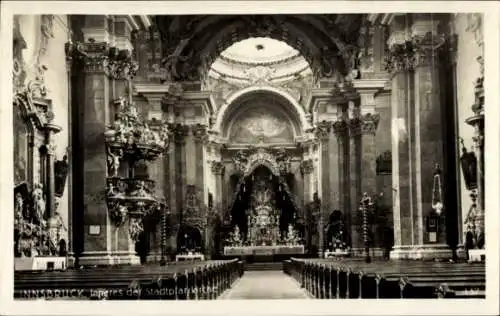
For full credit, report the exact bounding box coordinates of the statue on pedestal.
[32,184,46,227]
[285,224,300,245]
[227,226,243,246]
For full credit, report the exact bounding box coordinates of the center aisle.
[218,271,311,299]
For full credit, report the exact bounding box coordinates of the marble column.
[300,156,314,253]
[385,15,414,258]
[332,119,350,242]
[328,122,341,211]
[360,113,380,250]
[386,14,452,260]
[316,121,331,256]
[167,123,177,254]
[412,18,448,253]
[174,124,188,223]
[348,117,363,252]
[78,38,113,265]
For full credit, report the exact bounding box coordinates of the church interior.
[12,13,487,300]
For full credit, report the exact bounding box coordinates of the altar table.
[224,245,305,256]
[175,253,205,262]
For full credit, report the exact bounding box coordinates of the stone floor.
[219,271,311,299]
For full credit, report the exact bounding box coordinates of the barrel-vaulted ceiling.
[154,14,366,82]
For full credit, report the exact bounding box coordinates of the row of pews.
[15,259,244,300]
[284,258,485,299]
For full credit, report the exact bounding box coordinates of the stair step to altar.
[245,262,284,271]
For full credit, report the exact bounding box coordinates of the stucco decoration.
[243,65,276,84]
[229,108,293,144]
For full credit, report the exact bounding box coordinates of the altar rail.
[15,259,244,300]
[283,258,485,299]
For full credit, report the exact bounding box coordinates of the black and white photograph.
[1,1,499,315]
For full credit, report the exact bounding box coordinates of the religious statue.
[285,224,300,245]
[107,148,122,177]
[228,226,243,246]
[131,180,148,197]
[128,218,143,242]
[32,184,46,226]
[15,193,24,226]
[54,155,69,197]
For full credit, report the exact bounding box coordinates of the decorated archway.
[155,15,365,82]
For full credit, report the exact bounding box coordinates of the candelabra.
[359,193,374,263]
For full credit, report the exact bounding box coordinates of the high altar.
[224,167,304,257]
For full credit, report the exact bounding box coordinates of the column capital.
[211,161,225,176]
[314,120,332,141]
[332,119,349,138]
[384,32,448,73]
[348,118,362,137]
[300,159,314,175]
[191,123,208,143]
[107,49,139,80]
[65,41,110,74]
[172,124,189,144]
[360,113,380,135]
[65,40,138,78]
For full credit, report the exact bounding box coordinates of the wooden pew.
[289,258,485,300]
[15,259,243,300]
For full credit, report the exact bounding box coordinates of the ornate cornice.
[360,113,380,135]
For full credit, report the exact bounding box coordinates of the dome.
[220,37,299,64]
[208,37,312,83]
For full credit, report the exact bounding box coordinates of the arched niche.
[215,87,309,143]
